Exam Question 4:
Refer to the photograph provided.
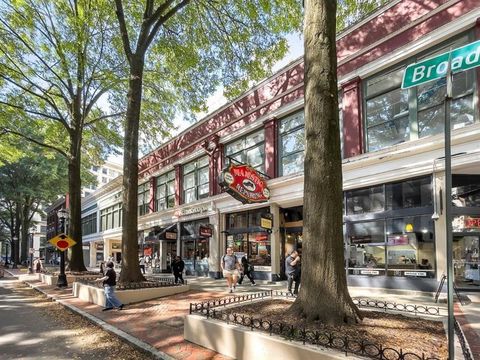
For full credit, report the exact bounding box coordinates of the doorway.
[453,235,480,289]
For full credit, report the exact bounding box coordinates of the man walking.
[238,255,256,286]
[221,247,239,293]
[285,250,301,295]
[139,256,146,274]
[172,256,185,284]
[96,261,124,311]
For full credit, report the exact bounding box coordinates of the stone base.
[39,273,97,286]
[73,282,190,306]
[184,314,357,360]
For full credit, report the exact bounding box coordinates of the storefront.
[451,174,480,290]
[143,224,178,272]
[225,207,272,280]
[280,206,303,279]
[344,176,437,291]
[180,218,211,276]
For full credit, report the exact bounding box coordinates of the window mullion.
[409,87,418,140]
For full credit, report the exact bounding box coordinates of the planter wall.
[72,282,190,306]
[184,314,355,360]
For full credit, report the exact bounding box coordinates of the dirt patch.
[220,299,447,359]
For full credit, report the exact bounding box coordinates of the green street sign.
[402,39,480,89]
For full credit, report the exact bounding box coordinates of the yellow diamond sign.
[49,233,76,252]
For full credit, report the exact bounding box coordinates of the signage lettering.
[199,225,213,238]
[465,217,480,229]
[402,40,480,89]
[219,164,270,204]
[360,270,380,275]
[404,271,427,277]
[165,231,177,240]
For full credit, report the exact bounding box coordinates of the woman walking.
[238,255,256,286]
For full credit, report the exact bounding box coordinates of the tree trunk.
[12,206,21,268]
[119,54,145,283]
[20,197,32,263]
[67,131,87,272]
[289,0,361,324]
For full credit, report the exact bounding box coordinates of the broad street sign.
[402,39,480,89]
[49,233,76,252]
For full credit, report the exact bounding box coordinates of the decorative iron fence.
[189,291,445,360]
[455,319,474,360]
[353,298,440,316]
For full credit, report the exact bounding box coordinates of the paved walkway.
[5,268,480,359]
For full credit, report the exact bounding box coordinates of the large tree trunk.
[67,131,87,272]
[20,201,30,263]
[289,0,361,324]
[12,207,21,268]
[119,54,145,283]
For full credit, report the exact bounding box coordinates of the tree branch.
[114,0,133,62]
[84,112,125,126]
[0,128,69,158]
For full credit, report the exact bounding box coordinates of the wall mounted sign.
[404,271,427,277]
[464,217,480,229]
[219,164,270,204]
[260,214,273,230]
[165,231,177,240]
[199,225,213,238]
[175,204,213,217]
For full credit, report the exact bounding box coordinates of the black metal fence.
[454,319,474,360]
[353,298,440,316]
[189,291,443,360]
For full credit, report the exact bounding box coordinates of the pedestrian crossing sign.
[49,233,76,251]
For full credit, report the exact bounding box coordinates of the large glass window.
[365,33,476,152]
[155,171,175,211]
[279,111,305,176]
[386,177,432,210]
[100,203,122,231]
[138,182,150,216]
[225,129,265,173]
[182,157,209,204]
[81,213,97,236]
[346,185,384,215]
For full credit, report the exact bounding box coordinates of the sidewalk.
[6,268,480,360]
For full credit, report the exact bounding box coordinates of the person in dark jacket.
[238,256,256,286]
[95,261,124,311]
[172,256,185,284]
[285,250,301,295]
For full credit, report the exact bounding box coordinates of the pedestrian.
[95,261,124,311]
[139,256,145,274]
[221,247,240,293]
[285,250,301,295]
[99,261,105,275]
[172,256,185,284]
[238,255,256,286]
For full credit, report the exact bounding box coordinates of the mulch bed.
[221,299,447,359]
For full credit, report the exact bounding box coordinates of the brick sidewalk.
[23,278,231,360]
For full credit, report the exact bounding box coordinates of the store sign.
[165,231,177,240]
[402,40,480,89]
[350,235,372,244]
[464,217,480,229]
[219,164,270,204]
[255,233,269,242]
[404,271,427,277]
[360,270,380,275]
[260,216,273,230]
[199,225,213,238]
[175,204,213,217]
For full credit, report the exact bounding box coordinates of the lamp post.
[12,236,18,269]
[57,208,69,288]
[28,225,36,274]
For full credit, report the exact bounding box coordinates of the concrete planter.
[72,282,190,306]
[184,314,357,360]
[39,273,94,286]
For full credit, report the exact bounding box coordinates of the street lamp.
[57,208,69,288]
[28,225,36,274]
[12,236,18,269]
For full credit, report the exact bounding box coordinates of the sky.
[108,32,304,165]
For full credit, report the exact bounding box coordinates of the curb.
[23,281,175,360]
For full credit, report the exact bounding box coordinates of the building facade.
[81,0,480,291]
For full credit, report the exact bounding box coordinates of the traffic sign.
[402,40,480,89]
[49,233,76,251]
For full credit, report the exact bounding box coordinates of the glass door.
[453,235,480,289]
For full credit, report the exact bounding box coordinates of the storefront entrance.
[453,234,480,289]
[181,218,210,276]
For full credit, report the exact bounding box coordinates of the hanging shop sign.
[219,164,270,204]
[260,213,273,230]
[199,225,213,238]
[165,231,177,240]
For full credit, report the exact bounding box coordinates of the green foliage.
[337,0,390,32]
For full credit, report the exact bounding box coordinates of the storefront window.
[183,157,209,204]
[364,32,476,152]
[347,220,385,275]
[386,177,432,210]
[225,129,265,173]
[180,218,210,275]
[346,185,384,215]
[386,216,435,278]
[226,208,271,266]
[155,171,175,211]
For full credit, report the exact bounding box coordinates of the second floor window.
[100,203,122,231]
[82,212,97,235]
[365,33,476,152]
[156,171,175,211]
[225,129,265,173]
[138,182,150,216]
[279,111,305,176]
[183,156,209,204]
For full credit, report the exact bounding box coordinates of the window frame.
[138,182,150,216]
[278,110,305,176]
[155,170,176,211]
[182,156,209,204]
[225,128,266,173]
